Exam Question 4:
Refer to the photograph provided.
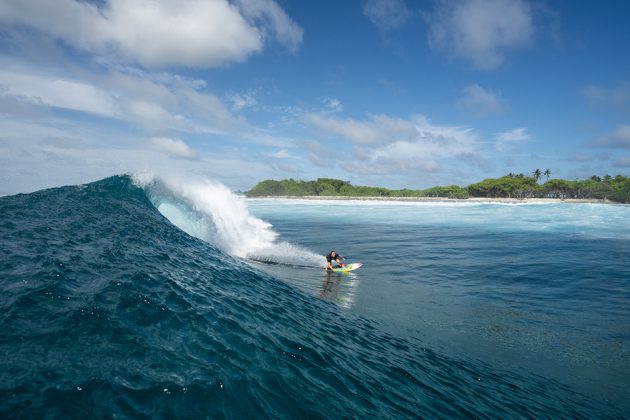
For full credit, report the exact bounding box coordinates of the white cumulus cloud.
[77,66,241,133]
[348,141,441,175]
[425,0,534,70]
[305,113,419,145]
[305,115,381,144]
[0,62,244,137]
[0,0,302,69]
[150,137,199,160]
[0,70,119,118]
[305,113,479,175]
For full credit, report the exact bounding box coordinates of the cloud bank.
[0,0,302,68]
[0,70,120,118]
[305,113,480,175]
[0,66,242,134]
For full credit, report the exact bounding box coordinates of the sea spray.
[135,174,324,267]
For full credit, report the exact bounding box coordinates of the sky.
[0,0,629,194]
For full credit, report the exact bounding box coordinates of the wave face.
[0,175,624,417]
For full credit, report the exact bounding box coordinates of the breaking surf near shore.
[246,195,613,204]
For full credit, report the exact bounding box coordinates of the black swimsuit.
[326,252,342,263]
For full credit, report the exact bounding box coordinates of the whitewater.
[1,174,628,417]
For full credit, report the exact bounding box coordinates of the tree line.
[246,171,630,203]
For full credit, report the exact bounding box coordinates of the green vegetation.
[246,173,630,203]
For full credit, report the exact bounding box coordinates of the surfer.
[326,250,346,270]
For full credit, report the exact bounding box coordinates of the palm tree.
[543,169,551,180]
[532,169,542,182]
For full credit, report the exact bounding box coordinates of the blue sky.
[0,0,629,194]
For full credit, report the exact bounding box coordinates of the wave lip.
[137,174,324,267]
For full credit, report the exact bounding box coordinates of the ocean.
[1,175,628,417]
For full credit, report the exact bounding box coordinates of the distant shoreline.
[247,177,630,204]
[246,195,613,204]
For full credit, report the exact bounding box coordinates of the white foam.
[137,174,324,266]
[247,197,630,240]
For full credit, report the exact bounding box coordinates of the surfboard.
[331,263,363,272]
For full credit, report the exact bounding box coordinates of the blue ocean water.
[247,198,630,411]
[1,175,628,417]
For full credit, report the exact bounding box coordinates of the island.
[246,173,630,203]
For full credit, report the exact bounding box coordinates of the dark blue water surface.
[1,176,627,417]
[248,198,630,415]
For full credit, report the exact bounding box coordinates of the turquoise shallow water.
[1,176,628,417]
